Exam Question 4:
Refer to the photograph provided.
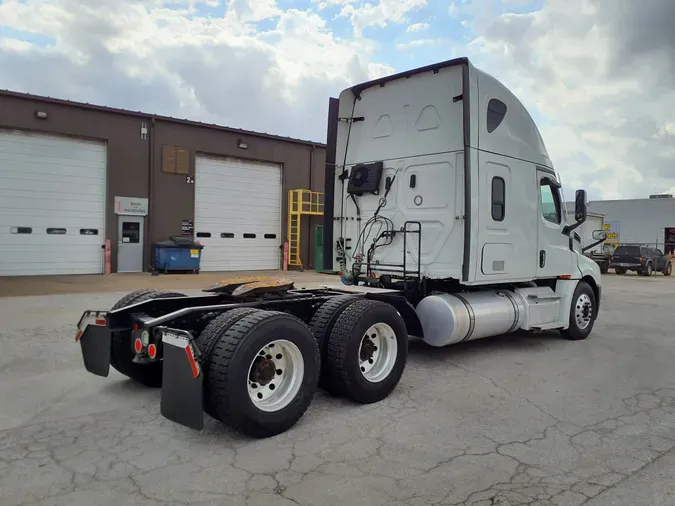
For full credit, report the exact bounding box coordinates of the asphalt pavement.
[1,273,674,506]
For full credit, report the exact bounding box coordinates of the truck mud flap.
[76,311,111,377]
[158,327,204,431]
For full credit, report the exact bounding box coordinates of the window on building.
[10,227,32,234]
[491,176,505,221]
[487,99,507,133]
[47,228,67,235]
[121,221,140,243]
[221,233,234,238]
[162,145,190,175]
[243,233,256,239]
[264,234,277,239]
[540,181,562,224]
[80,229,99,235]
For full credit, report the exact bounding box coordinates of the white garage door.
[0,129,106,276]
[194,155,282,271]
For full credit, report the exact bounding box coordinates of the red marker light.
[134,338,143,353]
[148,344,157,359]
[133,323,139,331]
[95,319,106,326]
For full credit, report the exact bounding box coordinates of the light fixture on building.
[238,139,248,149]
[35,110,48,120]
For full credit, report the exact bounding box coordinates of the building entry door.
[118,216,144,272]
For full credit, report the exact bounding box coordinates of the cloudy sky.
[1,0,673,201]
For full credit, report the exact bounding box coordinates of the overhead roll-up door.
[0,129,106,276]
[194,155,282,271]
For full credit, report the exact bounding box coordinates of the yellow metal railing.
[287,189,324,269]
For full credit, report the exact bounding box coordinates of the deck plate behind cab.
[203,275,295,297]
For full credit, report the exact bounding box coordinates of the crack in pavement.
[3,284,675,506]
[1,385,674,506]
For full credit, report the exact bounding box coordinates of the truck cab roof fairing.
[474,67,552,169]
[344,57,552,171]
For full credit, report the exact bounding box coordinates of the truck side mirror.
[574,189,587,222]
[592,230,606,241]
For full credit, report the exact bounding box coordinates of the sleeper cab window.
[487,99,507,133]
[540,181,562,224]
[491,176,505,221]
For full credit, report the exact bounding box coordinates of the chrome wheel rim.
[358,323,398,383]
[247,340,304,412]
[575,293,593,330]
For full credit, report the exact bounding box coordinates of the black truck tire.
[196,307,261,419]
[560,281,596,341]
[207,311,320,438]
[109,289,186,387]
[663,262,672,276]
[324,299,408,404]
[308,294,361,391]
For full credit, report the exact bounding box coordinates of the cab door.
[536,170,575,278]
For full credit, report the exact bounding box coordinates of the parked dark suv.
[610,244,672,276]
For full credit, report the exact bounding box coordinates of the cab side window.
[540,181,561,224]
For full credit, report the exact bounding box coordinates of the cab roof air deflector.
[350,57,470,98]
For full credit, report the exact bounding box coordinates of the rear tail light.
[134,337,143,353]
[148,343,157,359]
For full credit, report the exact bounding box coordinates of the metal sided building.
[585,195,675,256]
[0,90,326,276]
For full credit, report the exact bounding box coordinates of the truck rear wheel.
[308,295,360,391]
[207,311,320,438]
[196,307,261,419]
[560,281,596,341]
[325,299,408,404]
[109,289,186,387]
[663,262,672,276]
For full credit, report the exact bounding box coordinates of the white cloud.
[406,22,429,32]
[464,0,675,200]
[338,0,427,37]
[227,0,280,22]
[397,38,446,50]
[312,0,357,10]
[0,0,391,142]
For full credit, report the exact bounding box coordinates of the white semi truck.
[75,57,605,438]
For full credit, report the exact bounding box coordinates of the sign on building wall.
[181,219,194,236]
[603,221,620,243]
[114,196,149,216]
